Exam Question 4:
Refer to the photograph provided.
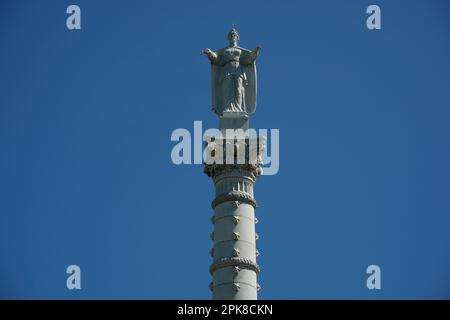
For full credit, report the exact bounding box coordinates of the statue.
[203,28,261,117]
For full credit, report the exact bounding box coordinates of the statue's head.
[228,28,239,46]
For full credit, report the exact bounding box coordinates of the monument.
[203,28,264,300]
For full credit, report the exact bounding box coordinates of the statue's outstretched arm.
[249,46,261,63]
[202,48,218,63]
[240,46,261,65]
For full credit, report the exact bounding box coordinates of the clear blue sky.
[1,0,450,299]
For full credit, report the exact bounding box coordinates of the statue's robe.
[211,46,257,116]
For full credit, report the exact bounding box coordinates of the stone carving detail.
[204,136,266,177]
[254,217,258,224]
[204,160,263,181]
[233,283,241,292]
[233,215,241,225]
[212,190,257,209]
[209,257,260,275]
[255,233,259,241]
[233,266,241,275]
[256,249,260,257]
[215,178,254,196]
[233,248,240,257]
[232,201,240,208]
[233,232,240,240]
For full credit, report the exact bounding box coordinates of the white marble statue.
[203,28,261,116]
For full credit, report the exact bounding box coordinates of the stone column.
[202,28,263,300]
[205,131,264,300]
